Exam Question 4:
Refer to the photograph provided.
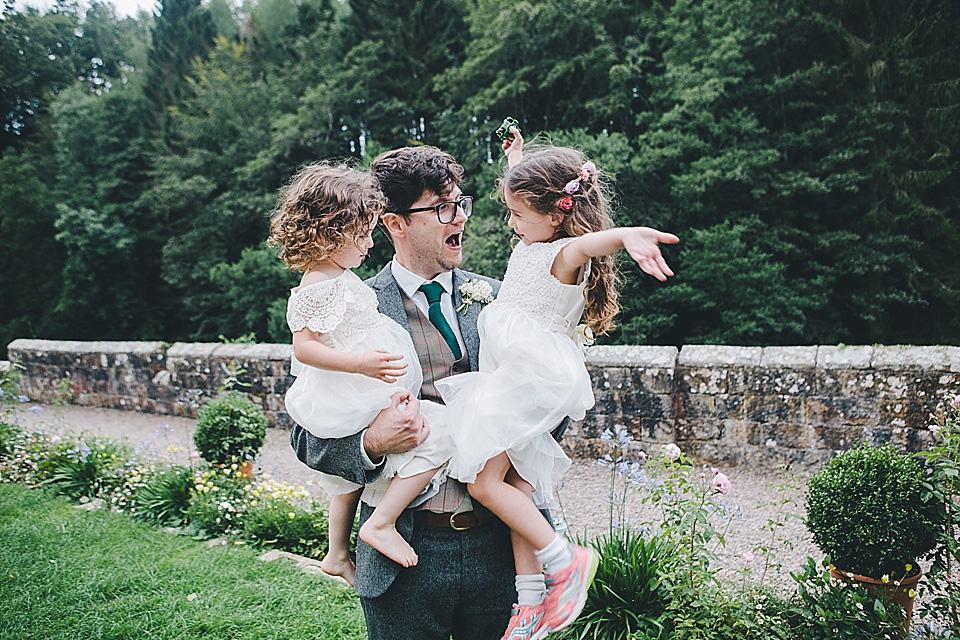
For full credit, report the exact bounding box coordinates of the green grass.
[0,484,365,640]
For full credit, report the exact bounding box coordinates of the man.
[290,146,515,640]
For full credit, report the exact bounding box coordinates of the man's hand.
[355,349,407,383]
[622,227,679,282]
[363,390,430,459]
[502,126,524,168]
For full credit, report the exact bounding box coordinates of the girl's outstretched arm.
[552,227,680,285]
[292,330,407,383]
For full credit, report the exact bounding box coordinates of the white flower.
[575,324,595,346]
[457,279,494,313]
[661,443,681,461]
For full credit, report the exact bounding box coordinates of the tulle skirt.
[436,304,594,506]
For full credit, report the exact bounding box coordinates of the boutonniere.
[457,279,494,313]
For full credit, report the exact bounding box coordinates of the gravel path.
[18,404,819,593]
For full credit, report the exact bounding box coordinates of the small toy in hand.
[495,117,520,142]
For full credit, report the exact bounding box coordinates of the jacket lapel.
[366,265,410,333]
[452,269,482,370]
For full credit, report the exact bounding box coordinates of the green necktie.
[419,281,463,360]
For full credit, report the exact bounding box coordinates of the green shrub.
[193,392,267,465]
[184,465,250,536]
[558,530,676,640]
[44,437,131,499]
[136,465,194,525]
[243,500,328,558]
[805,443,941,579]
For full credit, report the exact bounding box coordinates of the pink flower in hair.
[563,179,581,194]
[557,195,574,212]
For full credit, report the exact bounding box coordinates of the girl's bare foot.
[320,552,356,586]
[359,519,418,567]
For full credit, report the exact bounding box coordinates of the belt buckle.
[449,511,470,531]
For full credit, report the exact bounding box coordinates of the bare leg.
[359,467,441,567]
[467,452,556,550]
[321,489,360,585]
[505,469,542,576]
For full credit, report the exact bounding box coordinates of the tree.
[143,0,215,136]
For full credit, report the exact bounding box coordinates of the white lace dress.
[285,269,450,497]
[436,237,595,506]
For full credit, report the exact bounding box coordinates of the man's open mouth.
[445,232,462,249]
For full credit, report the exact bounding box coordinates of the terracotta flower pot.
[238,460,254,478]
[829,565,922,636]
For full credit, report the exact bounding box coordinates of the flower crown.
[557,161,596,212]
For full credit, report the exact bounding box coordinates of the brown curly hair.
[268,163,386,272]
[500,146,620,334]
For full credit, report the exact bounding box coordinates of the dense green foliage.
[805,443,941,579]
[2,0,959,355]
[193,391,267,464]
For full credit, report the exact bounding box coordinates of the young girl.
[268,163,450,585]
[436,129,678,639]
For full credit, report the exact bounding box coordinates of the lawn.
[0,483,365,640]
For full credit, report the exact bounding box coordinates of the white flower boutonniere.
[457,279,494,313]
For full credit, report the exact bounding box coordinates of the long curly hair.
[268,163,386,272]
[500,146,620,334]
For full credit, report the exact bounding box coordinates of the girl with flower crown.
[436,128,678,640]
[269,163,452,585]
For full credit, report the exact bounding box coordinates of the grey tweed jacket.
[289,264,501,599]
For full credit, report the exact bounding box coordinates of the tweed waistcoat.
[402,294,473,513]
[402,295,470,402]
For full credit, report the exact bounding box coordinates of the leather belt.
[414,510,492,531]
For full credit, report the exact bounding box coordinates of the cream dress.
[284,269,449,498]
[436,237,595,506]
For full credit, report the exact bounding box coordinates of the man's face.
[390,186,467,279]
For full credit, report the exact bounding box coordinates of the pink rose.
[742,552,754,564]
[190,451,201,460]
[713,472,731,495]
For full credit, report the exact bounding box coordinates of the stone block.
[812,425,865,451]
[744,367,816,396]
[816,345,873,369]
[679,367,751,395]
[679,345,763,367]
[805,396,878,427]
[167,343,218,358]
[760,346,817,368]
[872,346,952,370]
[586,345,678,368]
[744,395,804,424]
[747,422,809,449]
[675,418,723,441]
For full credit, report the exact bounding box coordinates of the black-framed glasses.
[393,196,473,224]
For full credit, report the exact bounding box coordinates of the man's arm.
[289,390,430,485]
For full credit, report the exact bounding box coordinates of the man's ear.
[381,212,406,238]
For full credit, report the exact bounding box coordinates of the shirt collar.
[390,257,454,298]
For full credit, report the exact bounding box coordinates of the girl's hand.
[355,349,408,383]
[623,227,679,281]
[502,126,524,168]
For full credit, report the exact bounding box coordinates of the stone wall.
[7,339,960,467]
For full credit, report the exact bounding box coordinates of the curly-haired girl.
[269,163,450,584]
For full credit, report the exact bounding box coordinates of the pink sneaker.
[500,602,549,640]
[542,545,599,632]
